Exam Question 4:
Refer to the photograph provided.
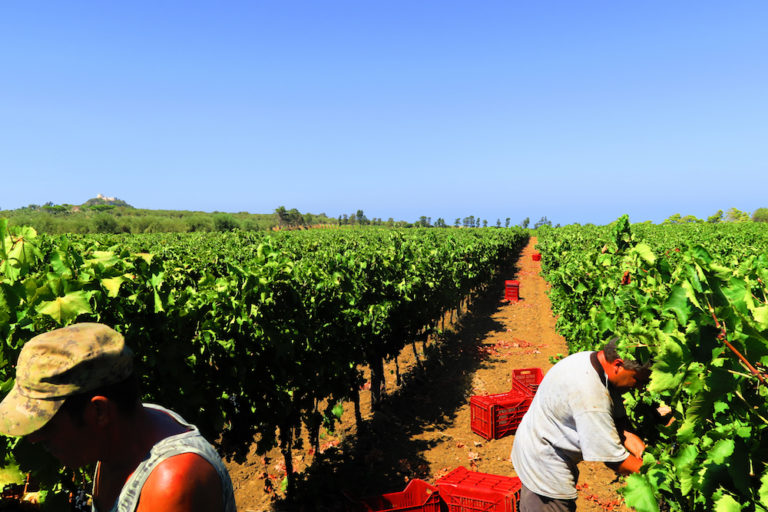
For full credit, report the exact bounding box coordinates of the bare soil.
[225,238,632,511]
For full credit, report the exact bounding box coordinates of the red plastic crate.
[357,479,442,512]
[504,280,519,302]
[470,390,532,440]
[436,467,522,512]
[531,253,541,261]
[511,368,543,397]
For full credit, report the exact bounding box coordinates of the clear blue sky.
[2,1,766,225]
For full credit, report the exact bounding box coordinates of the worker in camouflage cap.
[0,322,237,512]
[0,323,133,436]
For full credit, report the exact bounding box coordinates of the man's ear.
[86,396,112,427]
[612,358,625,373]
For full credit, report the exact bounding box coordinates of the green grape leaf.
[632,243,656,264]
[672,444,699,496]
[86,251,120,268]
[664,285,691,324]
[36,291,92,325]
[49,250,72,279]
[649,334,685,393]
[714,493,742,512]
[101,276,127,298]
[708,438,735,465]
[7,227,41,267]
[759,469,768,506]
[622,474,660,512]
[749,304,768,329]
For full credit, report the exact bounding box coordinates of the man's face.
[26,406,99,468]
[609,362,651,393]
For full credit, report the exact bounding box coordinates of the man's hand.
[606,454,643,475]
[657,404,675,427]
[622,430,645,459]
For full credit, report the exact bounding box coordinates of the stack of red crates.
[436,466,522,512]
[470,368,543,440]
[511,368,543,396]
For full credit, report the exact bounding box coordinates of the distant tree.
[93,213,119,234]
[213,213,239,231]
[505,218,510,228]
[287,208,304,227]
[42,204,68,214]
[483,219,488,228]
[90,204,115,212]
[752,208,768,222]
[475,218,481,228]
[454,218,460,227]
[239,218,262,232]
[435,218,446,228]
[707,210,724,223]
[663,213,682,224]
[533,216,552,229]
[275,206,289,228]
[725,207,750,223]
[185,215,214,232]
[496,218,501,228]
[463,216,475,228]
[356,209,368,225]
[427,217,432,227]
[418,216,428,227]
[386,217,395,227]
[521,217,530,229]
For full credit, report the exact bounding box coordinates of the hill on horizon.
[81,194,132,208]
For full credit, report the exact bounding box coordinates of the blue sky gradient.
[2,1,766,225]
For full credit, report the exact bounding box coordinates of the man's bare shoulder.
[136,453,223,512]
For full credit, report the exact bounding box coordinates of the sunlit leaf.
[101,276,127,298]
[622,474,659,512]
[714,493,741,512]
[36,291,92,325]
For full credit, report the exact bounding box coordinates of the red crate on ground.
[511,368,543,397]
[504,280,519,302]
[357,479,442,512]
[436,467,522,512]
[470,389,532,440]
[531,253,541,261]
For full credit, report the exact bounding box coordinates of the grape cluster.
[70,489,90,512]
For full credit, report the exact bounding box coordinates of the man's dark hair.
[60,373,141,425]
[603,337,650,372]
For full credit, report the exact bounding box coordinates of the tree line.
[663,207,768,224]
[2,199,555,234]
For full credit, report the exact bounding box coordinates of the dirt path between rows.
[226,237,632,511]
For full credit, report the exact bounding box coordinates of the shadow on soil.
[271,255,526,511]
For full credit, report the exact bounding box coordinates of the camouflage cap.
[0,323,133,436]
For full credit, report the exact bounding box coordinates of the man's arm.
[136,453,224,512]
[614,416,645,458]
